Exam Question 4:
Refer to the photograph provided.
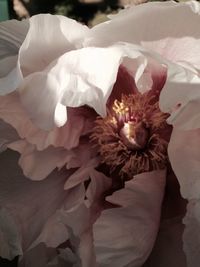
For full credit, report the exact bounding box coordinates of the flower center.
[91,92,170,180]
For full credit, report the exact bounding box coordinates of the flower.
[1,1,200,267]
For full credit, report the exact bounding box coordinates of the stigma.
[91,92,170,180]
[120,122,149,150]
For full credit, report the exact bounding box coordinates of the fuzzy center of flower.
[91,92,170,180]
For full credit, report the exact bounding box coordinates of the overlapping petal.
[0,149,85,255]
[86,1,200,68]
[94,170,166,267]
[18,44,147,129]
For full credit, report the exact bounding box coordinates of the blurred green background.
[0,0,175,25]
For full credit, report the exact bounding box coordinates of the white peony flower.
[0,1,200,267]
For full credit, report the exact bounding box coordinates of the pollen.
[90,91,170,180]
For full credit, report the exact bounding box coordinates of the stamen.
[91,92,170,180]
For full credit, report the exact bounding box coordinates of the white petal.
[94,170,166,267]
[159,63,200,130]
[19,44,145,130]
[86,1,200,68]
[19,14,89,76]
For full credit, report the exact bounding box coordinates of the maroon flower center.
[91,92,170,180]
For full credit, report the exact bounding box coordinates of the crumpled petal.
[93,169,166,267]
[0,149,85,254]
[8,140,73,181]
[18,44,147,130]
[0,93,94,151]
[0,19,28,95]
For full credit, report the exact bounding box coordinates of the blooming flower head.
[1,1,200,267]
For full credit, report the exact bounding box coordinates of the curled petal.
[8,140,73,181]
[19,14,89,76]
[0,93,94,151]
[19,44,146,130]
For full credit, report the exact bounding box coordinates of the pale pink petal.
[94,170,166,267]
[85,170,112,207]
[0,93,93,151]
[64,158,100,190]
[0,151,85,254]
[8,140,76,181]
[59,203,95,267]
[78,229,96,267]
[0,207,22,260]
[19,14,88,76]
[87,1,200,68]
[0,93,47,149]
[0,19,28,94]
[30,184,85,249]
